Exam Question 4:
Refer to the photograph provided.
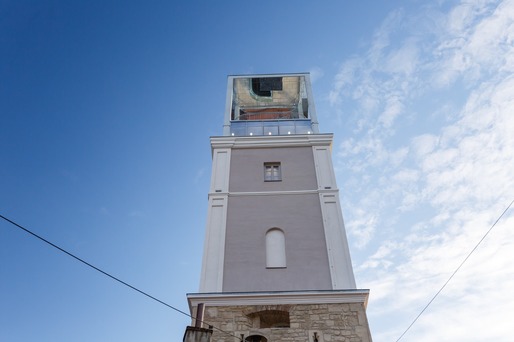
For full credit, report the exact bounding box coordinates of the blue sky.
[1,1,513,341]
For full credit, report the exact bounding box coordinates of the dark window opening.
[245,335,268,342]
[248,310,290,329]
[259,310,290,328]
[252,77,282,97]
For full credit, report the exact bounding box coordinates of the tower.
[186,74,372,342]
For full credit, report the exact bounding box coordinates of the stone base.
[187,291,372,342]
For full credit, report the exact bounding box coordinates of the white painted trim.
[312,146,337,190]
[227,189,321,197]
[199,195,228,292]
[211,134,333,150]
[199,145,232,292]
[319,191,357,289]
[312,144,357,289]
[228,72,310,78]
[210,148,231,193]
[187,290,369,309]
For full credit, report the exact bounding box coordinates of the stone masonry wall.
[198,303,372,342]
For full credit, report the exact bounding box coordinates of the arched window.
[245,335,268,342]
[266,228,286,268]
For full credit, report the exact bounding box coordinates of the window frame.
[264,162,281,182]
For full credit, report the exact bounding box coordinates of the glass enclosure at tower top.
[223,73,319,137]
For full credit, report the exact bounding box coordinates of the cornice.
[228,190,319,197]
[210,134,333,150]
[208,189,340,197]
[187,290,369,310]
[228,72,310,78]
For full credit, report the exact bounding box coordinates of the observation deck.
[222,73,319,136]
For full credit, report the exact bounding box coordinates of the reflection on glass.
[230,120,312,136]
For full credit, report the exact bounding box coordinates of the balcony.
[230,119,313,136]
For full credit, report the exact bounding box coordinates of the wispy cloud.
[329,0,514,340]
[309,66,325,83]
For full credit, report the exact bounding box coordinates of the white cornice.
[210,134,333,151]
[228,190,319,197]
[187,290,369,310]
[228,72,310,78]
[209,189,340,197]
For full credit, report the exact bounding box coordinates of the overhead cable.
[396,198,514,341]
[0,213,242,341]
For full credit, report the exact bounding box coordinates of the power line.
[6,198,512,342]
[395,198,514,342]
[0,213,242,341]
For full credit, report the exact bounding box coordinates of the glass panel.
[231,119,312,136]
[278,121,295,135]
[272,166,280,179]
[247,121,264,136]
[263,122,279,136]
[264,166,272,180]
[295,120,312,134]
[230,122,247,136]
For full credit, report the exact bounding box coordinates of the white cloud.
[389,147,409,167]
[329,58,361,106]
[360,241,399,270]
[329,0,514,341]
[368,9,405,65]
[431,0,514,86]
[383,40,419,76]
[412,134,438,157]
[378,95,403,128]
[309,66,324,83]
[346,209,378,249]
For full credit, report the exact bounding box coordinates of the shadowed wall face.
[223,146,332,292]
[228,147,318,193]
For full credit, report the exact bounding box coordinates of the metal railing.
[230,119,313,136]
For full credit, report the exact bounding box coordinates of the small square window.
[264,162,281,182]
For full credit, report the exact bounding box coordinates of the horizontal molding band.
[207,189,341,197]
[187,289,369,308]
[210,134,333,150]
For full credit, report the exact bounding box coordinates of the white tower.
[187,74,372,342]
